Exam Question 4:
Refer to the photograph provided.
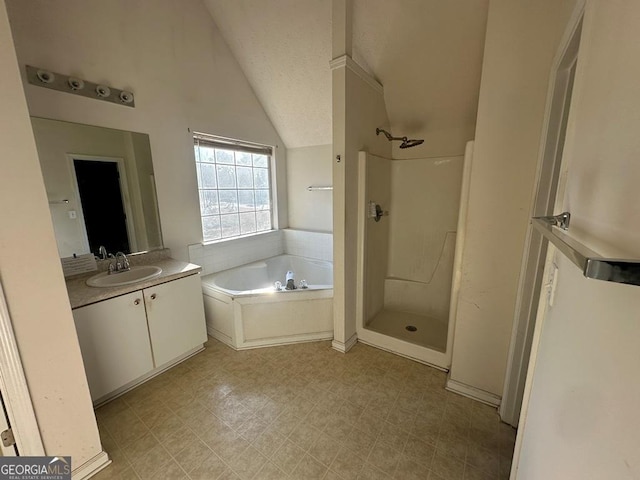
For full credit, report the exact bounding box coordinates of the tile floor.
[93,338,515,480]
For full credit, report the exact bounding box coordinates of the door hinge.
[1,428,15,447]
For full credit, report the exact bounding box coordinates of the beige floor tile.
[173,437,213,474]
[130,444,172,480]
[430,450,465,480]
[323,416,354,442]
[236,415,269,443]
[254,461,287,480]
[269,409,303,437]
[289,421,322,451]
[290,453,328,480]
[309,432,342,467]
[123,432,161,464]
[341,426,377,459]
[330,448,365,480]
[225,446,267,480]
[466,442,501,475]
[216,466,241,480]
[436,430,469,460]
[403,435,436,468]
[393,455,431,480]
[187,452,228,480]
[377,421,410,451]
[251,426,287,458]
[271,439,305,475]
[151,460,188,480]
[356,463,388,480]
[323,470,344,480]
[207,430,250,463]
[367,439,403,475]
[90,338,515,480]
[159,424,194,456]
[464,464,496,480]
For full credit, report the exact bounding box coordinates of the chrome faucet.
[110,251,130,274]
[97,245,108,260]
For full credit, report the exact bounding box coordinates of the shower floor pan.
[365,309,447,353]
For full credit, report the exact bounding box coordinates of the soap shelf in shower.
[531,218,640,286]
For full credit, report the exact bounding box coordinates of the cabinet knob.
[134,299,141,305]
[150,293,157,300]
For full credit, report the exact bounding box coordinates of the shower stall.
[356,143,472,369]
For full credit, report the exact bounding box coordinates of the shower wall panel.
[387,155,464,321]
[363,153,392,323]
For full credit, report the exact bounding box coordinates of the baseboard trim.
[332,332,358,353]
[72,451,110,480]
[446,375,501,407]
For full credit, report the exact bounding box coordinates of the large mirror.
[31,118,163,259]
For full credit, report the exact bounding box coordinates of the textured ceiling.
[202,0,489,153]
[202,0,332,149]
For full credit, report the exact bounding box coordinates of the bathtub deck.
[365,309,447,353]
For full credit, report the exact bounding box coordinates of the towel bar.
[531,218,640,286]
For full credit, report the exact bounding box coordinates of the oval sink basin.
[86,265,163,288]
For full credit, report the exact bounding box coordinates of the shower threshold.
[365,309,447,353]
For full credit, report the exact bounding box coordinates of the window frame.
[193,132,276,243]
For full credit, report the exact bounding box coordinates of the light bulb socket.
[36,69,55,84]
[68,77,84,91]
[119,91,134,104]
[95,85,111,98]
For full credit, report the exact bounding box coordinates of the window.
[193,133,273,242]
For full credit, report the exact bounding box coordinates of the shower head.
[376,128,424,149]
[400,137,424,149]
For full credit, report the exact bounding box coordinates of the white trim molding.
[329,55,383,94]
[72,451,111,480]
[0,281,45,455]
[332,332,358,353]
[446,374,501,407]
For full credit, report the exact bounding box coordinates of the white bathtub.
[201,255,333,349]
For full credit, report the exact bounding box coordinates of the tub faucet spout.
[285,271,296,290]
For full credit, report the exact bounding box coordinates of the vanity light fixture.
[25,65,135,108]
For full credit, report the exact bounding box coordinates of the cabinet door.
[144,274,207,367]
[73,292,154,402]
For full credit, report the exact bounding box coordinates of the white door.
[73,292,154,402]
[0,391,16,456]
[144,274,207,367]
[513,2,640,478]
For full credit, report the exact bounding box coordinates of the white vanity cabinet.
[73,291,154,402]
[144,274,207,367]
[73,273,207,403]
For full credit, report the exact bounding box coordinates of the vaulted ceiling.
[203,0,489,154]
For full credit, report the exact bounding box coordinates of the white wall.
[0,0,102,467]
[287,144,333,232]
[332,59,391,348]
[516,1,640,477]
[5,0,287,262]
[449,0,577,395]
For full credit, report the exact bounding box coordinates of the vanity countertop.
[66,257,202,309]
